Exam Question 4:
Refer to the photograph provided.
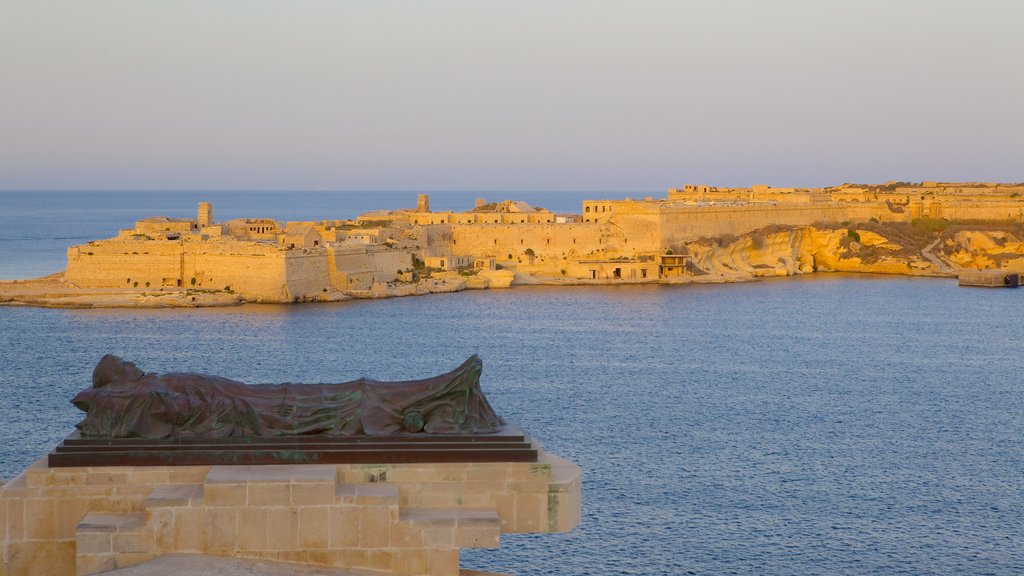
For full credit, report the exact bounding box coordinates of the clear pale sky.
[2,0,1022,191]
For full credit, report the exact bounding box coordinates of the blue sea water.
[1,192,1022,575]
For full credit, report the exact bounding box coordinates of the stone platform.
[0,447,580,576]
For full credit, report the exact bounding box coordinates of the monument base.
[0,438,580,576]
[48,426,537,468]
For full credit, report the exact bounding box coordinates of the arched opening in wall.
[585,206,590,213]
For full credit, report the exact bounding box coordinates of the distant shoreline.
[0,266,955,310]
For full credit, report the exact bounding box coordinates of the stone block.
[287,465,336,484]
[112,530,153,554]
[419,526,455,549]
[465,464,510,483]
[76,531,112,554]
[245,466,294,483]
[356,506,391,548]
[85,471,129,486]
[391,549,429,575]
[205,466,251,484]
[493,494,516,532]
[513,494,547,533]
[55,498,92,539]
[6,497,24,541]
[455,526,499,549]
[297,506,328,550]
[167,467,209,484]
[327,506,358,549]
[248,483,290,507]
[145,485,201,508]
[236,507,268,551]
[203,508,237,553]
[428,549,460,576]
[76,552,117,576]
[389,520,423,548]
[149,508,174,552]
[114,551,156,569]
[203,483,246,507]
[290,482,334,506]
[55,539,77,576]
[264,507,298,551]
[24,498,56,540]
[125,469,170,485]
[172,508,205,552]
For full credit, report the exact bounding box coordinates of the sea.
[1,191,1022,575]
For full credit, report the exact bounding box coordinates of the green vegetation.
[910,217,951,235]
[524,248,535,257]
[190,277,197,286]
[133,281,138,287]
[846,229,861,242]
[411,256,424,270]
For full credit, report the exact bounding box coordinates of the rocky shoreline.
[7,222,1019,310]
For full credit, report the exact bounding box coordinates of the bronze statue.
[72,355,504,439]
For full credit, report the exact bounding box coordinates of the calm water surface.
[0,192,1022,574]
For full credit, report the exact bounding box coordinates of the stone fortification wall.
[65,238,299,302]
[282,252,332,300]
[185,251,287,302]
[654,202,889,245]
[66,241,185,289]
[449,223,619,260]
[328,246,412,289]
[931,201,1024,222]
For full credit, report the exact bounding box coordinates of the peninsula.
[4,181,1024,308]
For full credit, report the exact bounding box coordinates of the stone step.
[335,482,400,506]
[76,513,154,575]
[144,485,203,508]
[400,508,500,549]
[203,464,338,507]
[94,553,397,575]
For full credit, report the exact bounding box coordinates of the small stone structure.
[0,452,580,575]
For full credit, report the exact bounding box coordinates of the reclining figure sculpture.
[72,355,504,439]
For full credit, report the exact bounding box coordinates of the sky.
[1,0,1022,192]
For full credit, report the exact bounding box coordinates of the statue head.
[92,354,145,388]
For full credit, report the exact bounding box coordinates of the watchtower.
[416,194,431,213]
[197,202,213,227]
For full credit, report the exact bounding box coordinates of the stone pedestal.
[0,450,580,576]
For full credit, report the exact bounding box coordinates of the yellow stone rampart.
[0,450,580,576]
[446,223,620,260]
